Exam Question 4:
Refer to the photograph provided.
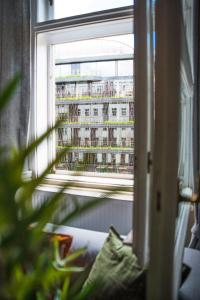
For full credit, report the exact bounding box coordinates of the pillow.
[82,226,145,300]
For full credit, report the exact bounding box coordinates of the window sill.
[44,173,133,191]
[36,184,133,201]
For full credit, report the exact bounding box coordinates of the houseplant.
[0,75,112,300]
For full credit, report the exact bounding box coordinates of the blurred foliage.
[0,75,115,300]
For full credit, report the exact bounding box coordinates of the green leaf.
[52,262,84,273]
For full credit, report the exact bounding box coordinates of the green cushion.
[83,226,145,300]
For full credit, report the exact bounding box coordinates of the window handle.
[178,176,200,204]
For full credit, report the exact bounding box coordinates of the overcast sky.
[54,0,133,19]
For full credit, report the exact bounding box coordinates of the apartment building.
[55,56,134,174]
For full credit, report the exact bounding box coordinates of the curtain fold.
[180,0,200,250]
[0,0,30,149]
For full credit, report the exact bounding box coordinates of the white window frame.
[30,4,134,190]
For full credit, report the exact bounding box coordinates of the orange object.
[53,234,73,258]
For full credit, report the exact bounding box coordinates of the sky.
[55,35,133,60]
[54,0,133,19]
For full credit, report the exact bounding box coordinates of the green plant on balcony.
[56,95,131,101]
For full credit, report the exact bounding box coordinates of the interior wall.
[33,189,132,235]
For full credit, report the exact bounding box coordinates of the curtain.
[187,0,200,250]
[0,0,30,149]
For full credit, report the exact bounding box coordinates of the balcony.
[56,114,134,126]
[56,162,134,174]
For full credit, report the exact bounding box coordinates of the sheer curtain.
[0,0,30,149]
[179,0,200,250]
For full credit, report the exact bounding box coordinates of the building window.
[102,153,107,164]
[112,108,117,116]
[111,154,116,165]
[78,109,81,116]
[121,108,127,116]
[121,154,126,165]
[85,109,90,116]
[131,138,134,147]
[93,108,98,116]
[103,138,107,146]
[85,138,89,146]
[71,63,80,75]
[122,138,126,147]
[129,154,134,165]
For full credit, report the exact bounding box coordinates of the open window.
[31,1,135,241]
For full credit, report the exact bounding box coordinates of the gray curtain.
[0,0,30,148]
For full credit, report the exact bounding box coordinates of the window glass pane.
[55,34,134,174]
[37,0,133,22]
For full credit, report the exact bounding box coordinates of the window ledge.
[36,182,133,202]
[44,173,133,192]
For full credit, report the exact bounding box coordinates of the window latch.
[147,151,152,174]
[178,176,200,204]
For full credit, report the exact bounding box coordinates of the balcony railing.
[56,139,134,148]
[56,114,134,124]
[56,91,133,99]
[56,162,134,174]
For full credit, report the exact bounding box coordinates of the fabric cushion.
[82,226,145,300]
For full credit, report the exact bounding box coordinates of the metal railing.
[56,114,134,123]
[56,139,134,148]
[56,162,134,174]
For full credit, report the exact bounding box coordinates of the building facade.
[55,56,134,174]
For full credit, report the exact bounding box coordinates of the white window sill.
[29,170,133,201]
[36,183,133,201]
[44,173,133,192]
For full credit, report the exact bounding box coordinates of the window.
[102,153,107,164]
[112,108,117,116]
[93,108,98,116]
[122,138,126,147]
[129,154,133,165]
[121,154,126,165]
[36,0,133,22]
[103,138,108,146]
[33,2,191,296]
[85,109,90,116]
[33,3,134,181]
[71,63,80,75]
[85,138,90,146]
[131,138,134,147]
[121,108,127,116]
[111,154,116,165]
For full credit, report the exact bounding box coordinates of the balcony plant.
[0,75,112,300]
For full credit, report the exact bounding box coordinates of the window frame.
[30,4,134,186]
